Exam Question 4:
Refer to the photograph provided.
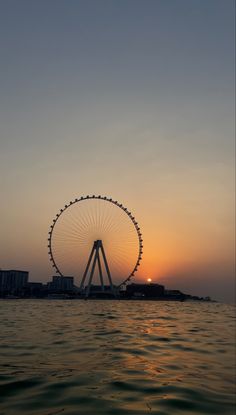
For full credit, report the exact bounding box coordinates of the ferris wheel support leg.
[100,243,116,297]
[80,245,95,292]
[85,248,98,298]
[97,250,105,291]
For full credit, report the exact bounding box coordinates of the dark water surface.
[0,300,235,415]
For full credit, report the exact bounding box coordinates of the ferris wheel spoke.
[105,247,132,263]
[105,207,133,235]
[52,235,89,244]
[54,219,83,238]
[61,211,90,237]
[86,200,99,232]
[100,205,122,235]
[53,227,93,242]
[97,200,105,232]
[64,214,87,239]
[52,244,88,257]
[94,200,100,232]
[108,250,133,266]
[71,211,92,234]
[54,218,93,241]
[52,231,85,241]
[63,204,94,236]
[99,200,110,233]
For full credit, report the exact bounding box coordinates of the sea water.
[0,300,235,415]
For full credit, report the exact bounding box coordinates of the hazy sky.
[0,0,235,302]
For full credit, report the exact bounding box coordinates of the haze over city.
[0,0,235,303]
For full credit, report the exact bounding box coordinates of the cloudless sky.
[0,0,235,302]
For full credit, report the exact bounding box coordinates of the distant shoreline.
[0,296,215,302]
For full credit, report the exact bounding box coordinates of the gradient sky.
[0,0,235,302]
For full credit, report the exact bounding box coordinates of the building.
[48,275,74,292]
[126,283,165,298]
[0,270,29,296]
[88,285,114,292]
[164,289,185,300]
[24,282,44,297]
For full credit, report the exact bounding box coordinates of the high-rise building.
[0,270,29,295]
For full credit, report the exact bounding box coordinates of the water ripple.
[0,300,235,415]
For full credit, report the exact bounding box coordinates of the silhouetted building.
[0,270,28,296]
[164,290,185,300]
[88,285,114,292]
[24,282,44,297]
[126,283,165,298]
[84,284,117,298]
[48,276,74,292]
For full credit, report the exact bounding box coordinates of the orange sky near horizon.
[0,172,234,302]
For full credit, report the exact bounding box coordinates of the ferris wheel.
[48,196,143,297]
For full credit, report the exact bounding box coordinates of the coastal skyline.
[0,0,235,303]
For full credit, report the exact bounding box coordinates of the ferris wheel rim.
[48,195,143,288]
